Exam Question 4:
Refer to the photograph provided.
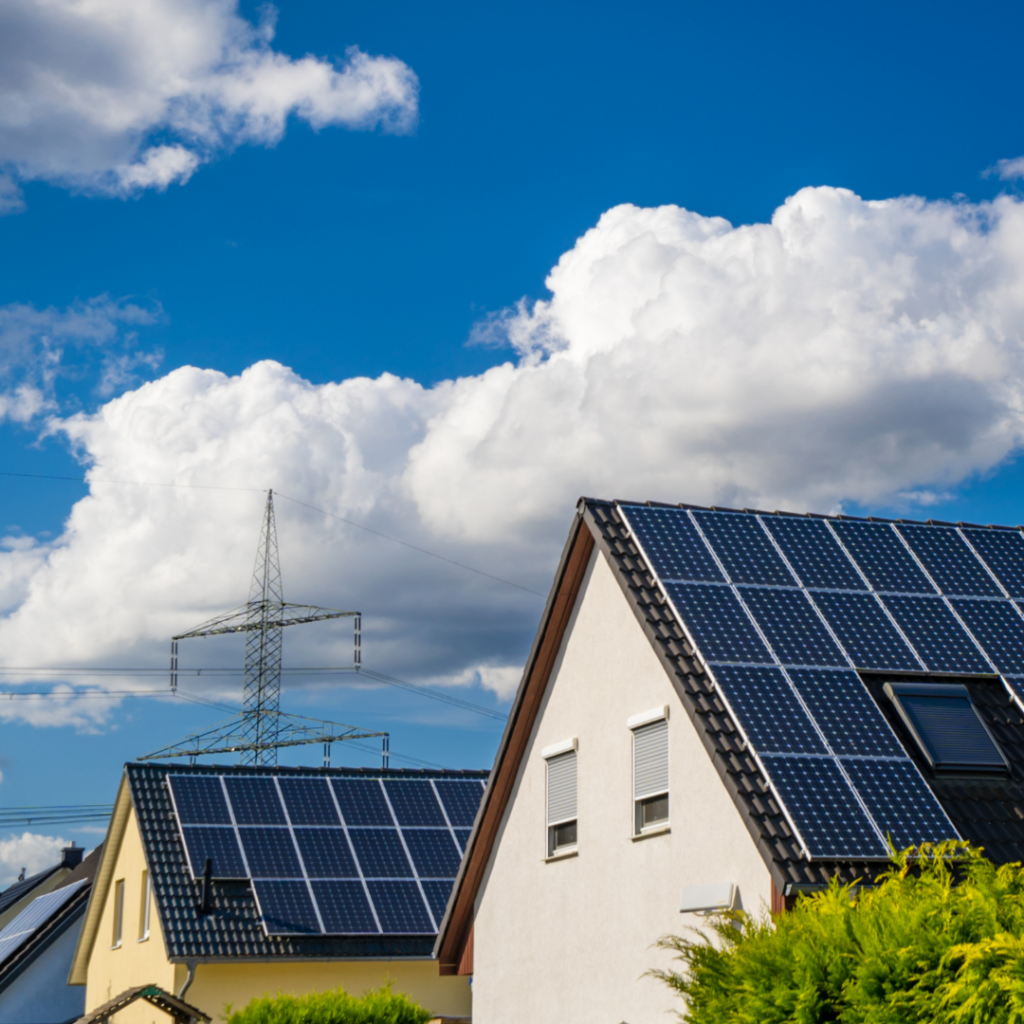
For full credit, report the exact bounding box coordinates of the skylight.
[883,682,1008,773]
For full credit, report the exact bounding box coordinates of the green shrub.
[223,985,432,1024]
[651,841,1024,1024]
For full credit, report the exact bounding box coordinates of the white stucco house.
[435,498,1024,1024]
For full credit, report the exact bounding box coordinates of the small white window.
[546,749,578,856]
[633,717,669,834]
[111,879,124,948]
[138,870,151,940]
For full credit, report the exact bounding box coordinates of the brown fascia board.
[434,506,595,971]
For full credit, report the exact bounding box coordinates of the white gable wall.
[472,547,772,1024]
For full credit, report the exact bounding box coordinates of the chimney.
[60,843,84,869]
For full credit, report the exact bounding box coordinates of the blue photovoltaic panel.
[279,778,340,825]
[787,669,905,758]
[841,759,957,850]
[331,779,394,826]
[949,599,1024,674]
[762,516,867,591]
[402,829,462,878]
[896,525,1001,597]
[254,879,321,935]
[454,829,472,853]
[0,880,87,966]
[830,521,935,594]
[366,881,434,933]
[811,591,921,671]
[294,828,358,878]
[181,826,247,879]
[168,775,231,825]
[759,755,887,859]
[349,829,412,877]
[739,587,847,667]
[620,505,725,583]
[664,583,773,664]
[312,880,378,934]
[691,511,796,586]
[421,879,455,925]
[383,780,447,826]
[881,596,992,674]
[711,666,827,755]
[239,827,303,878]
[961,528,1024,598]
[434,780,484,827]
[224,777,286,825]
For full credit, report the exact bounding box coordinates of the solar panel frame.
[252,879,322,936]
[663,582,774,664]
[224,776,287,825]
[293,827,360,879]
[312,880,380,934]
[238,826,303,879]
[278,777,341,826]
[881,595,993,674]
[331,778,394,826]
[348,828,414,878]
[960,528,1024,598]
[830,521,937,594]
[365,880,435,934]
[761,516,868,591]
[401,828,463,879]
[619,505,726,583]
[895,524,1002,598]
[420,879,456,926]
[382,780,448,826]
[810,590,924,671]
[691,510,797,586]
[168,775,233,825]
[181,825,248,879]
[432,780,486,828]
[738,587,849,668]
[947,598,1024,675]
[454,828,472,853]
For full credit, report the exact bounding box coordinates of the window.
[545,745,578,856]
[138,870,151,940]
[111,879,124,948]
[884,682,1008,772]
[632,713,669,834]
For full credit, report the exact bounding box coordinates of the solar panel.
[312,880,378,933]
[454,828,472,853]
[239,827,303,878]
[294,828,358,878]
[331,779,394,826]
[711,666,827,755]
[421,879,455,924]
[948,599,1024,674]
[810,591,922,671]
[761,517,867,591]
[961,528,1024,597]
[348,829,413,877]
[619,505,725,582]
[278,778,340,825]
[0,880,87,966]
[433,780,485,827]
[401,829,462,878]
[366,880,434,933]
[881,595,992,673]
[224,777,286,824]
[786,669,905,758]
[181,825,247,878]
[830,521,935,594]
[664,582,773,664]
[738,587,847,667]
[895,525,1001,597]
[841,759,957,849]
[168,775,231,824]
[691,511,796,586]
[253,879,321,935]
[759,755,887,859]
[383,780,447,826]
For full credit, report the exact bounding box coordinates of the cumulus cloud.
[0,296,160,423]
[985,156,1024,181]
[4,186,1024,725]
[0,832,69,887]
[0,0,418,204]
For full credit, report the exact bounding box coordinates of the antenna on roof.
[141,490,386,767]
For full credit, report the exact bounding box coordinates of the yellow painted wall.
[84,807,471,1023]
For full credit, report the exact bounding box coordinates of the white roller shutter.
[633,718,669,800]
[546,750,577,825]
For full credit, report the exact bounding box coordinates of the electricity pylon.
[142,489,381,767]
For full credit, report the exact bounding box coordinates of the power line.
[0,805,114,827]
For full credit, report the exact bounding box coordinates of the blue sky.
[2,0,1024,871]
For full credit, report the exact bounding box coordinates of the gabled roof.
[436,499,1024,970]
[0,869,61,918]
[73,762,488,978]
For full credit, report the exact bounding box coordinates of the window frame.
[138,869,151,941]
[543,739,578,858]
[630,708,669,837]
[111,878,125,949]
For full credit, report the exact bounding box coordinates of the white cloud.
[4,186,1024,724]
[0,175,25,215]
[0,0,418,204]
[985,156,1024,181]
[0,832,68,888]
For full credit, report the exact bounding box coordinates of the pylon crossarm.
[174,604,358,640]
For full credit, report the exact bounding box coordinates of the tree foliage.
[652,842,1024,1024]
[223,985,432,1024]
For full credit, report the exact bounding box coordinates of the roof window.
[883,682,1008,773]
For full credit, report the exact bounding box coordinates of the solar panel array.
[620,505,1024,860]
[0,880,87,965]
[168,775,485,937]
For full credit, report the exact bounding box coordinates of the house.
[0,844,101,1024]
[70,763,488,1024]
[436,498,1024,1024]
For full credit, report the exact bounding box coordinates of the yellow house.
[70,762,487,1023]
